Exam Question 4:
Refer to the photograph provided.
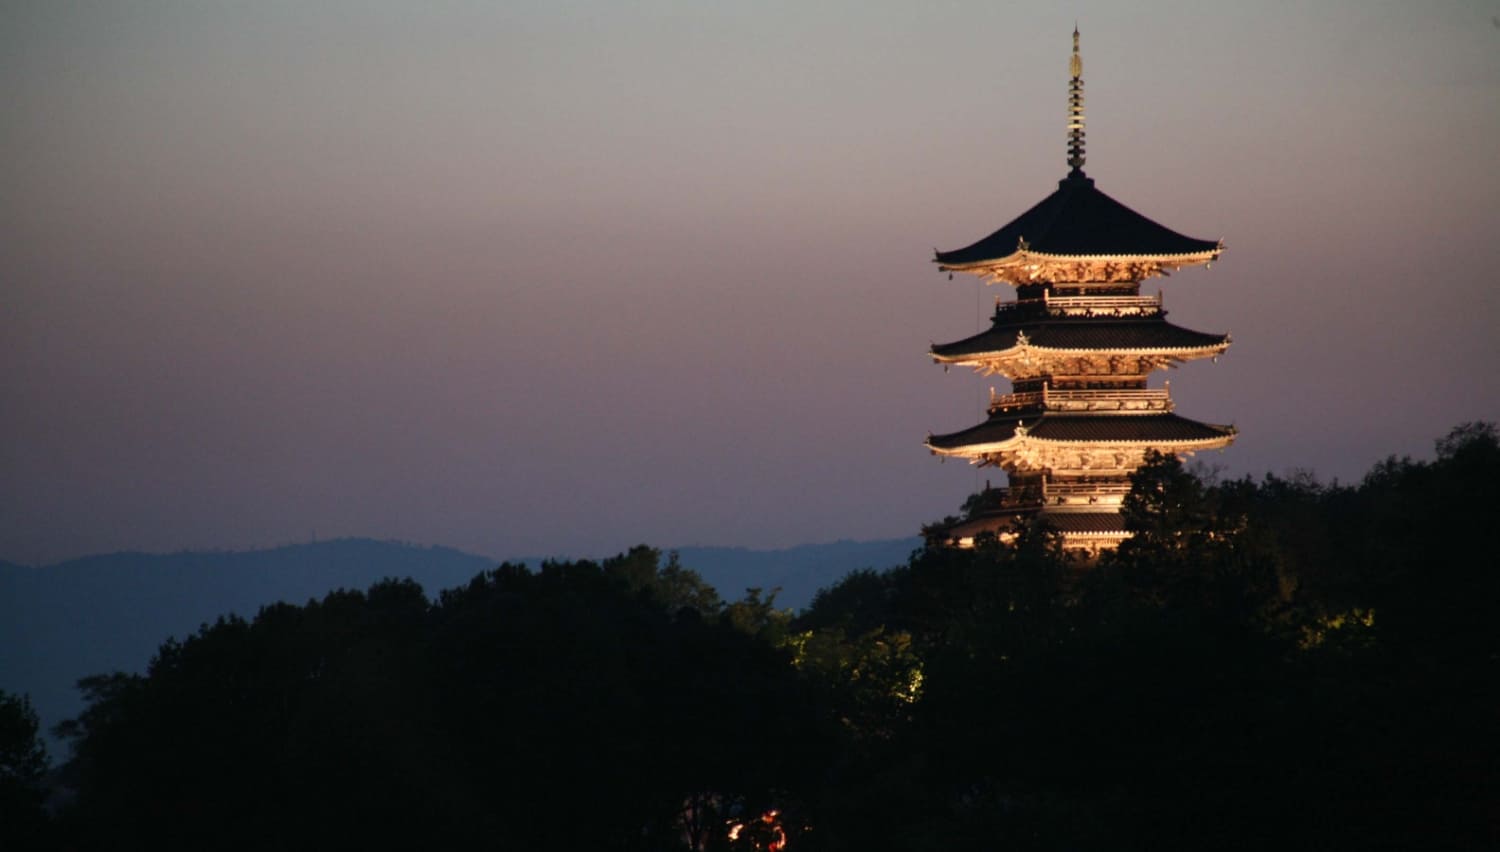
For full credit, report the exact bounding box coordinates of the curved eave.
[930,339,1230,366]
[926,428,1237,460]
[925,414,1238,457]
[936,246,1222,275]
[930,510,1128,549]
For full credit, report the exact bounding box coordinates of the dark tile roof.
[935,172,1220,265]
[1040,512,1129,533]
[932,317,1228,358]
[934,510,1127,539]
[936,512,1027,540]
[928,412,1234,450]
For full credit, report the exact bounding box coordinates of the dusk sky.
[4,1,1498,565]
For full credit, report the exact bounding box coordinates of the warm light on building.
[924,28,1235,555]
[727,808,788,851]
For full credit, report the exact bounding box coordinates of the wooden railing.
[1043,479,1134,507]
[1044,482,1133,497]
[988,390,1045,411]
[1043,292,1162,316]
[965,479,1135,514]
[995,291,1163,318]
[989,385,1174,414]
[964,487,1043,514]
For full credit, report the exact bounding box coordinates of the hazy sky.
[4,1,1498,564]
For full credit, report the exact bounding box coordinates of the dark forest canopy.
[4,424,1497,851]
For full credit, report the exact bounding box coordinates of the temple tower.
[925,29,1235,554]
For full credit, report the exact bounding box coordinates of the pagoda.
[925,29,1235,554]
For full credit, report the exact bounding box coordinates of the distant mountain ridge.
[0,536,918,753]
[674,538,920,609]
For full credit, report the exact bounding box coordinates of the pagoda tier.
[923,397,1235,554]
[926,408,1235,473]
[921,28,1234,555]
[936,509,1131,551]
[931,291,1229,379]
[934,172,1222,286]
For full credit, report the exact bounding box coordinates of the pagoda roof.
[932,510,1129,544]
[1042,511,1131,534]
[932,316,1229,361]
[927,411,1235,453]
[935,172,1221,267]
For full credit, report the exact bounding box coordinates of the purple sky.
[4,1,1498,564]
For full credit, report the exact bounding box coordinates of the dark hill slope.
[1,536,917,752]
[0,539,494,750]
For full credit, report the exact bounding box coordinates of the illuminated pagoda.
[925,28,1235,554]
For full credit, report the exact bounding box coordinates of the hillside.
[0,536,917,750]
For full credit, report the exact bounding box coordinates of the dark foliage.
[793,424,1498,850]
[0,690,50,850]
[35,424,1500,850]
[48,552,830,850]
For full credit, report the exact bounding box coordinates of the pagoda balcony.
[963,479,1134,516]
[988,385,1174,414]
[963,485,1045,516]
[995,291,1163,319]
[1042,481,1133,508]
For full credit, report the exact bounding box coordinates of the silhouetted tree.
[54,555,831,851]
[0,690,50,849]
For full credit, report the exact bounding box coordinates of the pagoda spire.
[1067,26,1086,174]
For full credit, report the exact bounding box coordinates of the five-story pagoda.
[926,29,1235,554]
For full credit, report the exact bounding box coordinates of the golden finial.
[1070,25,1082,79]
[1067,27,1086,174]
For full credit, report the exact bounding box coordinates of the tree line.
[2,423,1495,850]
